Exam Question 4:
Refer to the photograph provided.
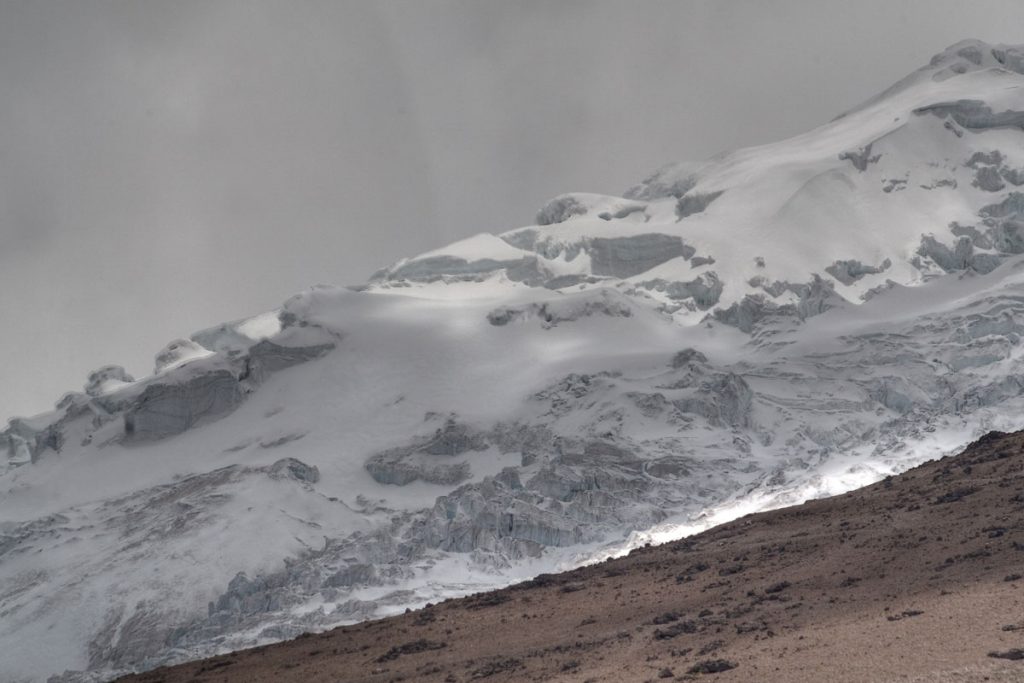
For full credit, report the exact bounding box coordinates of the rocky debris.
[826,258,892,285]
[839,142,881,171]
[882,177,908,193]
[376,639,447,663]
[469,656,523,679]
[974,165,1006,192]
[688,659,738,674]
[919,178,958,190]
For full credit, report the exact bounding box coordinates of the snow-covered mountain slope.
[6,39,1024,682]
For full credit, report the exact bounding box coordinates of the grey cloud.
[3,0,1024,419]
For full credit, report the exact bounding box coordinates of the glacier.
[5,38,1024,682]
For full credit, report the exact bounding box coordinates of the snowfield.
[5,39,1024,682]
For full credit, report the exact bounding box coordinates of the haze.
[2,0,1024,421]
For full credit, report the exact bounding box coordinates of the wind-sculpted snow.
[12,38,1024,683]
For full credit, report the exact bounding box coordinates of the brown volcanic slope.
[120,431,1024,683]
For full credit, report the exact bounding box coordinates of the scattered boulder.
[688,659,738,674]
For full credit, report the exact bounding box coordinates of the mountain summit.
[5,39,1024,682]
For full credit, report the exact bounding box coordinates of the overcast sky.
[3,0,1024,421]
